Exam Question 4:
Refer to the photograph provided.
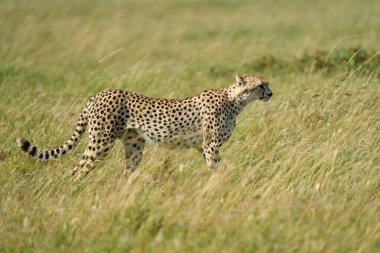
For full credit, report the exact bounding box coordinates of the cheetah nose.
[268,92,273,97]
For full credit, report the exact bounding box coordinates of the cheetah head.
[234,74,272,102]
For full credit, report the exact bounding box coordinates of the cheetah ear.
[236,75,246,86]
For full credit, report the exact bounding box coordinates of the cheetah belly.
[133,125,203,149]
[159,131,203,149]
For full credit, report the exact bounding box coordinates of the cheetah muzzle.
[17,74,272,180]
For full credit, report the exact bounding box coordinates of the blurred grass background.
[0,0,379,252]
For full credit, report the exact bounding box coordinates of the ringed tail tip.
[17,138,29,150]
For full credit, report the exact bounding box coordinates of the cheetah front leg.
[201,116,232,170]
[121,129,146,176]
[202,138,222,170]
[201,124,223,170]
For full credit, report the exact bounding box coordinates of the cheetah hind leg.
[121,130,146,176]
[71,138,116,180]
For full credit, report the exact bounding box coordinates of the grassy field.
[1,0,379,252]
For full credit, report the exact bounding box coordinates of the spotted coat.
[17,74,272,179]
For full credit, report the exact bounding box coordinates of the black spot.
[19,139,30,152]
[29,146,37,156]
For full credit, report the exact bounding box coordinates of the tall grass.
[0,0,379,252]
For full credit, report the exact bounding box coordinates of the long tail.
[16,107,88,160]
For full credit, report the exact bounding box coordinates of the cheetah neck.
[225,84,254,112]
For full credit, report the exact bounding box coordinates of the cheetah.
[17,74,272,179]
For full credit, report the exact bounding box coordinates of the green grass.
[1,0,379,252]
